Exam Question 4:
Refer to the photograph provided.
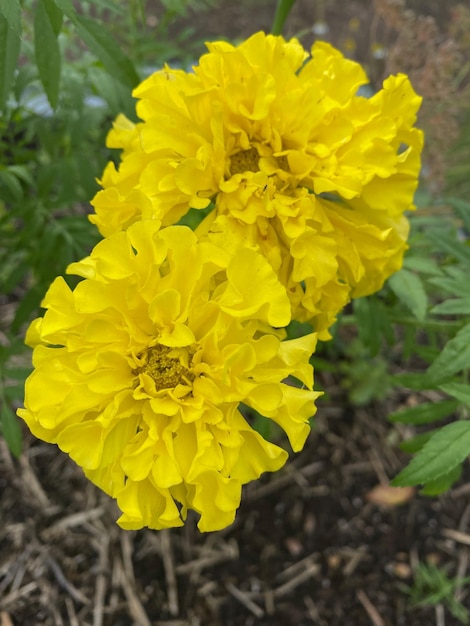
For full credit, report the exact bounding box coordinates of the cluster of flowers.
[19,33,423,532]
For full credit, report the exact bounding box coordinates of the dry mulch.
[1,384,469,625]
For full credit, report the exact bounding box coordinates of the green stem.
[340,314,464,331]
[271,0,296,35]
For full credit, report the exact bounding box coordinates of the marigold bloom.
[18,222,320,532]
[90,32,423,337]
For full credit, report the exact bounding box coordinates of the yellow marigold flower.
[90,32,423,338]
[18,222,320,532]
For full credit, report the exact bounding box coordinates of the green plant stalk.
[271,0,296,35]
[340,314,464,331]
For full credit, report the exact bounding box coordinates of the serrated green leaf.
[404,256,442,277]
[34,0,62,109]
[427,323,470,384]
[0,13,21,110]
[74,14,139,88]
[392,420,470,486]
[439,381,470,407]
[429,274,469,296]
[1,403,22,457]
[388,268,428,322]
[446,196,470,234]
[389,399,459,425]
[0,169,24,200]
[0,0,22,36]
[421,464,462,496]
[5,165,35,187]
[427,230,470,266]
[431,298,470,316]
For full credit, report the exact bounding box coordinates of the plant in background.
[403,560,470,624]
[389,197,470,495]
[0,0,221,455]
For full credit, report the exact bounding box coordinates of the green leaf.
[389,399,459,426]
[0,0,22,36]
[391,372,437,391]
[34,0,62,109]
[51,0,75,20]
[11,285,44,333]
[0,169,24,200]
[427,323,470,384]
[5,165,35,187]
[51,0,139,89]
[439,381,470,407]
[429,267,469,296]
[399,431,434,454]
[271,0,296,35]
[41,0,63,36]
[353,297,383,356]
[447,196,470,234]
[73,14,139,88]
[388,268,428,322]
[1,403,22,457]
[431,298,470,316]
[392,420,470,486]
[421,464,462,496]
[404,256,442,277]
[0,13,21,110]
[427,230,470,266]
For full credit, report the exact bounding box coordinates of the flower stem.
[271,0,296,35]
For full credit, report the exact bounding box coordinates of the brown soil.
[1,387,469,625]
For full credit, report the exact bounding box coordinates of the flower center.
[229,147,260,176]
[134,345,195,391]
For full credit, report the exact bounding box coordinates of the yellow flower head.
[90,32,423,337]
[18,222,320,532]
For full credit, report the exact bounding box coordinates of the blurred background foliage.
[1,0,470,494]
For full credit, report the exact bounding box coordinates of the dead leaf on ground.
[365,484,415,507]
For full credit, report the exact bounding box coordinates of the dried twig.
[343,547,369,577]
[226,582,265,618]
[435,603,446,626]
[120,532,136,587]
[247,461,323,501]
[115,557,152,626]
[175,542,238,575]
[46,557,89,605]
[276,553,319,583]
[442,529,470,546]
[64,597,80,626]
[0,612,14,626]
[93,534,109,626]
[19,454,52,510]
[0,582,39,608]
[273,562,321,598]
[49,507,105,532]
[356,589,385,626]
[161,530,179,617]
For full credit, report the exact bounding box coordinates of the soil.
[1,386,470,626]
[2,1,469,625]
